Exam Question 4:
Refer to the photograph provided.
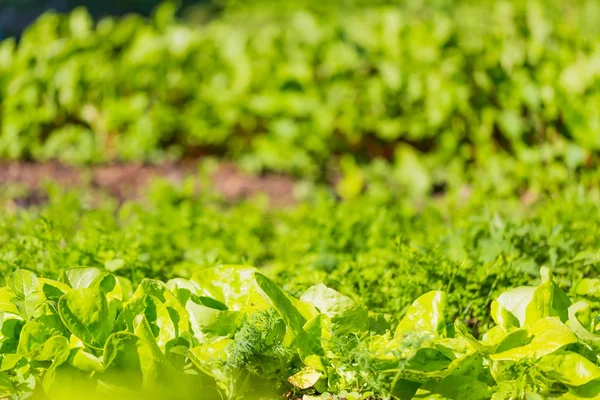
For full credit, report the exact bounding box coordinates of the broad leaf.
[490,317,577,361]
[537,352,600,386]
[300,283,369,334]
[524,267,571,326]
[569,301,600,352]
[58,288,114,349]
[17,305,66,357]
[192,265,269,312]
[395,291,446,336]
[8,269,39,300]
[39,278,72,300]
[492,286,535,328]
[59,268,103,289]
[255,272,307,334]
[186,300,241,338]
[288,366,322,389]
[131,279,190,336]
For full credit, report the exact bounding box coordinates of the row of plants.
[0,264,600,399]
[0,0,599,176]
[2,178,600,334]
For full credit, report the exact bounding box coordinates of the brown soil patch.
[0,161,296,207]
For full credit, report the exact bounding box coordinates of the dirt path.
[0,161,296,207]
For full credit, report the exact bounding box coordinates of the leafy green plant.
[0,265,599,399]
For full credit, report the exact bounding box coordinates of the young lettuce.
[0,266,598,399]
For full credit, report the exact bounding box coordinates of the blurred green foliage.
[0,0,599,179]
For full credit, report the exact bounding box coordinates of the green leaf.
[369,312,394,335]
[131,279,190,336]
[288,366,322,389]
[418,376,490,400]
[197,296,228,311]
[8,269,39,300]
[186,300,241,338]
[0,354,22,371]
[493,329,531,354]
[115,297,146,333]
[95,274,117,295]
[569,301,600,353]
[105,259,125,273]
[299,314,328,357]
[492,286,535,328]
[416,354,491,399]
[300,283,369,334]
[58,288,114,349]
[455,319,497,354]
[28,336,69,362]
[490,317,577,361]
[0,288,18,315]
[0,370,15,397]
[395,291,446,336]
[564,380,600,399]
[490,299,522,331]
[13,291,46,322]
[133,315,179,390]
[17,306,66,357]
[116,277,133,302]
[59,268,103,289]
[132,279,170,302]
[575,279,600,298]
[166,278,201,295]
[1,318,23,339]
[189,337,232,369]
[537,352,600,386]
[72,348,104,372]
[192,265,269,312]
[116,295,177,350]
[255,272,306,334]
[188,337,233,393]
[40,278,71,300]
[144,296,177,349]
[391,379,421,400]
[524,267,571,326]
[404,347,453,378]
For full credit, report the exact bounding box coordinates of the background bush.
[0,0,599,180]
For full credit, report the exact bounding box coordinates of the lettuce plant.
[0,265,598,399]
